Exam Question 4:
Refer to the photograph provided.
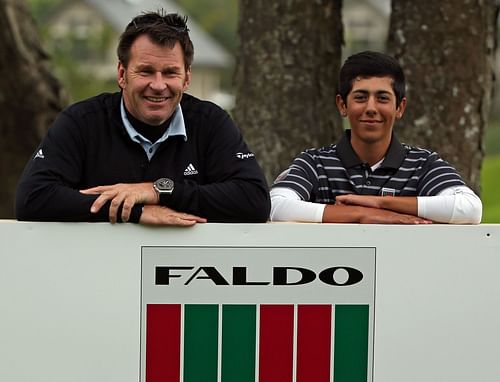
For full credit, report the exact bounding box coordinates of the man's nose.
[149,72,167,91]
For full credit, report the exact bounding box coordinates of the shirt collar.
[337,129,406,170]
[120,96,187,144]
[382,133,407,169]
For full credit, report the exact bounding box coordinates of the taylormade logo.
[236,152,255,159]
[155,266,363,286]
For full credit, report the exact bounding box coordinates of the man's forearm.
[16,182,143,223]
[323,204,430,224]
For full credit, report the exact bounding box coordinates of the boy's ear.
[396,97,407,119]
[336,94,347,117]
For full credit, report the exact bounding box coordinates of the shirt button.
[149,148,153,153]
[366,180,371,185]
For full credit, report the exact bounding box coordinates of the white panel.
[0,221,499,382]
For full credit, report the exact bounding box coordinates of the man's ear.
[183,66,192,91]
[336,94,347,117]
[117,62,126,89]
[396,97,407,119]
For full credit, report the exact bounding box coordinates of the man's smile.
[144,96,170,103]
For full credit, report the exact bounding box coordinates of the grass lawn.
[481,154,500,223]
[481,120,500,223]
[485,119,500,156]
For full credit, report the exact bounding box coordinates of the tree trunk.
[234,0,344,184]
[387,0,498,194]
[0,0,67,218]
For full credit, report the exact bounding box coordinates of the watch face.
[155,178,174,192]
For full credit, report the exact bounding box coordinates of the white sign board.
[0,221,499,382]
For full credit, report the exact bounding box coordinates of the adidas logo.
[183,163,198,176]
[34,149,45,160]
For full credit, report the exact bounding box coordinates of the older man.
[16,11,270,225]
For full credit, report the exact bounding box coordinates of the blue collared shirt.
[120,97,187,160]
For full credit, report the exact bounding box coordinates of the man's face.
[117,35,191,126]
[336,76,406,147]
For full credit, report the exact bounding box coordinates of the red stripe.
[146,304,181,382]
[258,305,294,382]
[296,305,332,382]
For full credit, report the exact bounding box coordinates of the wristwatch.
[153,178,174,200]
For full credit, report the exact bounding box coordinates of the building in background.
[46,0,234,109]
[342,0,390,59]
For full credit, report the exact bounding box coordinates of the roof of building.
[85,0,232,68]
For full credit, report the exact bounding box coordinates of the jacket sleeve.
[15,111,142,223]
[162,106,271,223]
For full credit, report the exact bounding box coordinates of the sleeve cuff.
[129,204,144,223]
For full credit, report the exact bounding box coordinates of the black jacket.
[16,92,270,223]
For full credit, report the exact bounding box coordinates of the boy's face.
[336,76,406,148]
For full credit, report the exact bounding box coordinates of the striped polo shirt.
[272,130,465,203]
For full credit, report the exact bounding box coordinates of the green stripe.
[221,305,256,382]
[183,304,219,382]
[334,305,369,382]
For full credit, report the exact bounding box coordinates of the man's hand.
[80,182,158,223]
[140,205,207,226]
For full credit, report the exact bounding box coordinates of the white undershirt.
[270,185,482,224]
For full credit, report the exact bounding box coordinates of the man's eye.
[354,95,366,101]
[163,69,182,77]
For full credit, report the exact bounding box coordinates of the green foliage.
[26,0,64,21]
[174,0,238,89]
[26,0,119,102]
[175,0,239,55]
[52,53,118,102]
[47,23,118,102]
[481,154,500,223]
